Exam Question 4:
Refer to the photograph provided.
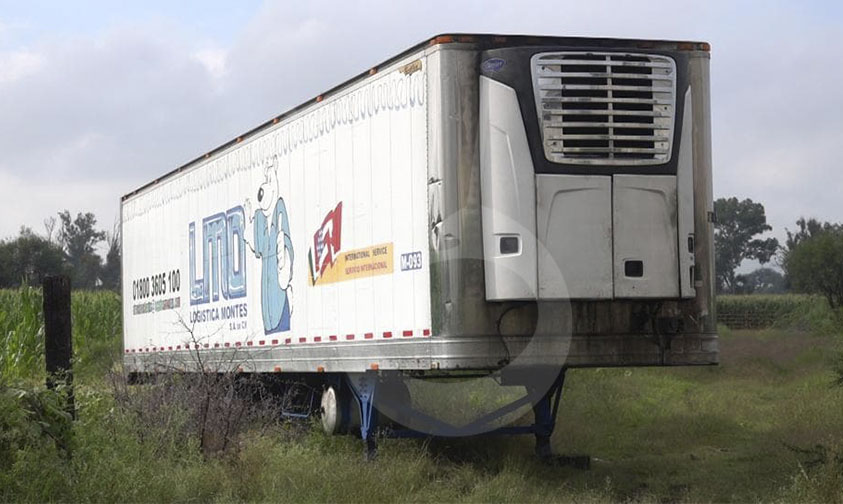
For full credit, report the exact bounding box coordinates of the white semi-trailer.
[122,34,716,457]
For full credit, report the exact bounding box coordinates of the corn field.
[0,287,121,381]
[717,293,841,332]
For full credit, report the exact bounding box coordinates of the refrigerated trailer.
[122,33,716,456]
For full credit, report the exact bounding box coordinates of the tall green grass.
[0,287,45,381]
[1,288,842,502]
[0,287,121,381]
[2,328,842,503]
[69,290,122,377]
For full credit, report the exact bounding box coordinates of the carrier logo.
[188,206,247,305]
[400,251,423,271]
[308,202,342,285]
[481,58,506,73]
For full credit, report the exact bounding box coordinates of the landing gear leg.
[531,369,590,469]
[346,372,379,461]
[531,369,565,458]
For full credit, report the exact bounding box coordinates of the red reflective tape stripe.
[329,335,337,341]
[364,332,374,339]
[314,336,322,343]
[235,342,242,347]
[346,334,355,340]
[402,330,413,337]
[383,331,393,338]
[224,342,230,348]
[285,338,291,344]
[213,343,219,348]
[299,337,306,343]
[271,339,279,345]
[247,341,253,346]
[259,340,265,346]
[423,329,431,336]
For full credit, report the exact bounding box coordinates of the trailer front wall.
[122,52,431,372]
[427,43,717,368]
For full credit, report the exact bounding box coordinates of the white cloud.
[0,49,43,83]
[192,48,227,80]
[0,171,124,241]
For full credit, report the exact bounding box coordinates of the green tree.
[784,227,843,309]
[714,197,779,293]
[57,211,106,289]
[0,227,68,288]
[784,217,843,251]
[781,217,843,289]
[734,267,786,294]
[100,223,121,291]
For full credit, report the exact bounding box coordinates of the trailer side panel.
[122,51,432,373]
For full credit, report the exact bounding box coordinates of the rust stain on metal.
[399,59,422,76]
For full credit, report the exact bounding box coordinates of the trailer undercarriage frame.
[342,368,588,467]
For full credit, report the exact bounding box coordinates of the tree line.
[0,211,120,290]
[715,197,843,308]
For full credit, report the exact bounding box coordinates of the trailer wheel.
[320,385,345,435]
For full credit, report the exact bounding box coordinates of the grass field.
[2,289,842,502]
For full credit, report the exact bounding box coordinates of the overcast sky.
[1,0,841,262]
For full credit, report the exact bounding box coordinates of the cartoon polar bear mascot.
[245,163,294,334]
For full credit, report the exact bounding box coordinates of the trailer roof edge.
[121,32,709,202]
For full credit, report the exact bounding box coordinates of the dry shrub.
[109,367,293,457]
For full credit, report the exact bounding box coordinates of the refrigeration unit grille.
[531,51,676,165]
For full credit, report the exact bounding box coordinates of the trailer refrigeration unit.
[122,34,716,458]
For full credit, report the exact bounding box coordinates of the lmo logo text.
[189,205,247,305]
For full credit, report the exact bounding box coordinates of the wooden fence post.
[43,275,75,420]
